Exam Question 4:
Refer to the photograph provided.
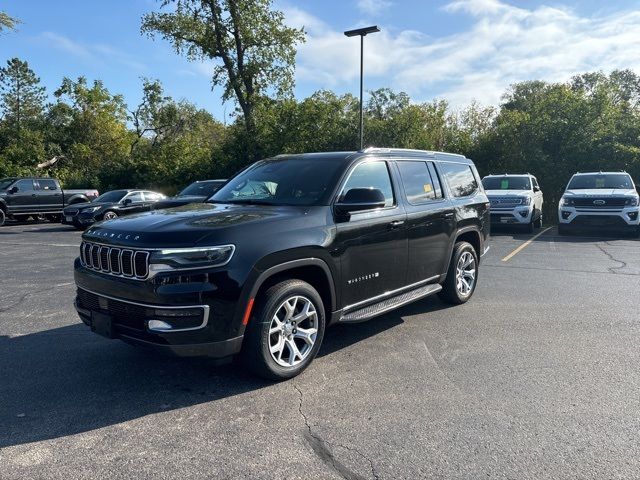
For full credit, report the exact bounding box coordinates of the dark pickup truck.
[0,177,99,226]
[73,149,489,379]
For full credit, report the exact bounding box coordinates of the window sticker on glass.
[501,179,509,189]
[595,178,605,188]
[423,184,432,193]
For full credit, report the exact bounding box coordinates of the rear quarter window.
[438,163,478,198]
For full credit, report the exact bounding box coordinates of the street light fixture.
[344,25,380,150]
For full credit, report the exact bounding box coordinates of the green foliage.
[141,0,305,158]
[0,11,20,33]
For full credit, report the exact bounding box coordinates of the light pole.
[344,25,380,150]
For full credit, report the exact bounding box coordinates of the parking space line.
[501,227,553,262]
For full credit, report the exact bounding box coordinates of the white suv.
[558,171,640,236]
[482,174,544,232]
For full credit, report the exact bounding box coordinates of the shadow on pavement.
[0,295,450,448]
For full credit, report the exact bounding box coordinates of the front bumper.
[558,206,640,228]
[62,212,96,226]
[490,206,533,225]
[74,259,246,358]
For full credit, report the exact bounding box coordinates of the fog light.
[519,210,528,218]
[148,320,173,331]
[629,212,638,221]
[561,211,571,219]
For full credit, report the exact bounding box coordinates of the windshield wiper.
[211,199,276,205]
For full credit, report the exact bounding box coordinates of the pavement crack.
[295,384,379,480]
[596,244,627,274]
[0,283,73,313]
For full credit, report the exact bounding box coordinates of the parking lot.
[1,221,639,479]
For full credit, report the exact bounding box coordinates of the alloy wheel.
[103,211,118,220]
[268,295,318,368]
[456,251,476,296]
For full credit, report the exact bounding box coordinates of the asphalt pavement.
[1,220,639,479]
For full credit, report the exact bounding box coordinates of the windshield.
[94,190,128,203]
[210,158,345,206]
[482,176,531,191]
[0,178,16,190]
[179,181,224,197]
[568,174,633,190]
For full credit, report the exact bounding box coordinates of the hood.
[485,190,532,197]
[65,201,113,212]
[82,202,316,248]
[155,195,207,206]
[563,188,637,197]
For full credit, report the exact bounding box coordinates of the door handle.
[441,212,454,219]
[31,193,37,197]
[389,220,405,228]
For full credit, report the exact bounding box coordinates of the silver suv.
[482,174,544,232]
[558,171,640,236]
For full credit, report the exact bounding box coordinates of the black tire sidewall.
[245,280,326,380]
[440,242,479,304]
[0,209,5,226]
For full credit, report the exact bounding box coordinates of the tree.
[0,58,46,132]
[141,0,305,159]
[0,12,20,33]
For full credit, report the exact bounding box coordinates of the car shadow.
[491,225,638,243]
[0,295,451,448]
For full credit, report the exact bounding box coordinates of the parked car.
[73,149,489,379]
[152,179,226,210]
[62,189,166,230]
[0,177,98,226]
[482,174,544,232]
[558,171,640,236]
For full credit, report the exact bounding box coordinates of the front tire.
[103,211,118,221]
[242,279,326,380]
[0,209,5,226]
[534,210,543,229]
[439,241,479,305]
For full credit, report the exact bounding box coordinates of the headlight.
[625,196,639,206]
[84,206,102,213]
[560,196,574,206]
[519,196,532,206]
[149,245,235,273]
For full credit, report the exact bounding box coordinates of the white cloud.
[38,32,147,72]
[357,0,393,16]
[285,0,640,107]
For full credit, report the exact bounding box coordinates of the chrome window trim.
[77,287,210,333]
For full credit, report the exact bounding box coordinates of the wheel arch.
[68,195,90,205]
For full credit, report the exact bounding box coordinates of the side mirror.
[335,188,386,215]
[123,198,132,206]
[533,186,540,192]
[8,186,18,194]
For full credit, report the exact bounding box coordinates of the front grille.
[65,208,79,216]
[489,196,523,208]
[80,241,149,280]
[572,197,627,208]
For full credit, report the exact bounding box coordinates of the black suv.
[74,149,490,379]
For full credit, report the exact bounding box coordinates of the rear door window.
[397,161,442,205]
[38,179,57,190]
[438,163,478,198]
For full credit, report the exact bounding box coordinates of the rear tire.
[439,241,479,305]
[242,279,326,380]
[0,209,5,226]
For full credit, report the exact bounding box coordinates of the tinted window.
[532,177,539,188]
[398,161,441,204]
[0,179,16,190]
[144,192,164,202]
[14,179,34,192]
[439,163,478,198]
[340,162,394,208]
[482,176,530,190]
[211,158,345,206]
[39,179,57,190]
[567,174,633,190]
[125,192,144,203]
[94,190,128,203]
[180,181,224,197]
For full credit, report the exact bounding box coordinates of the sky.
[2,0,640,121]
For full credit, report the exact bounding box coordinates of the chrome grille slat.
[79,241,149,280]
